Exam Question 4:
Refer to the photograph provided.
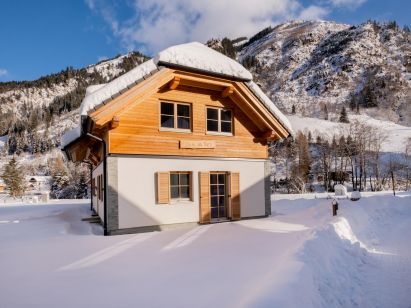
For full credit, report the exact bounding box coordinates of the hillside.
[0,19,410,195]
[0,52,148,155]
[237,20,411,125]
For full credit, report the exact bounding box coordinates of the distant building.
[25,176,51,193]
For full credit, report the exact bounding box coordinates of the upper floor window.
[160,102,191,131]
[206,107,232,134]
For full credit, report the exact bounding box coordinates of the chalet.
[61,42,293,235]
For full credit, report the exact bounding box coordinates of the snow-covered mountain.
[238,20,411,124]
[0,20,410,158]
[0,52,148,154]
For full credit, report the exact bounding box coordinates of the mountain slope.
[0,20,410,158]
[238,20,411,124]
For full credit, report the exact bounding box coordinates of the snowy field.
[288,114,411,153]
[0,194,410,308]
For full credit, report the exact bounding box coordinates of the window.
[160,102,191,130]
[206,107,232,134]
[97,175,103,201]
[170,172,191,200]
[210,173,227,219]
[92,178,96,197]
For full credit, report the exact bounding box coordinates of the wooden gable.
[67,67,290,162]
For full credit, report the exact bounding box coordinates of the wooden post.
[332,199,338,216]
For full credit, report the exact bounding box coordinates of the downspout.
[86,133,108,236]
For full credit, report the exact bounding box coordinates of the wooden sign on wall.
[180,140,216,149]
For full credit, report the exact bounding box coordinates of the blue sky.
[0,0,409,82]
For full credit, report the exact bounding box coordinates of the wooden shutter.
[157,172,170,204]
[229,172,241,220]
[199,172,211,224]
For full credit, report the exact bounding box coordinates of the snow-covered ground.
[0,193,410,307]
[289,114,411,153]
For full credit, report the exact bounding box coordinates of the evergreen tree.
[291,105,296,114]
[339,106,349,123]
[323,105,329,120]
[75,173,88,199]
[294,132,311,182]
[50,157,70,199]
[221,38,236,59]
[307,131,312,143]
[1,158,25,197]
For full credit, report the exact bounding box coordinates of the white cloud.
[0,69,8,77]
[298,5,329,20]
[84,0,96,10]
[86,0,334,54]
[328,0,367,9]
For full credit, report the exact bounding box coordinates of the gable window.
[206,107,232,134]
[160,102,191,131]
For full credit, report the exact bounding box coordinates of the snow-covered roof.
[61,126,81,148]
[246,81,294,136]
[62,42,292,150]
[79,59,158,116]
[154,42,253,81]
[85,84,106,96]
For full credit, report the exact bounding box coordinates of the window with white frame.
[206,107,232,134]
[160,102,191,130]
[170,172,191,200]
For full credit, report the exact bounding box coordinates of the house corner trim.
[107,156,119,231]
[264,160,271,216]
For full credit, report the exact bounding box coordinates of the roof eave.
[157,61,252,83]
[244,83,294,138]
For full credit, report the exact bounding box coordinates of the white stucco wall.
[116,156,266,229]
[92,162,104,222]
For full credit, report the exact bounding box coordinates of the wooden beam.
[89,154,99,166]
[169,76,180,90]
[91,69,175,127]
[234,82,290,139]
[174,73,232,92]
[221,86,234,98]
[261,130,273,138]
[110,116,120,129]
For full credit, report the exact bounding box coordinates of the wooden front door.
[199,171,241,224]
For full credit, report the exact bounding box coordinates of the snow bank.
[154,42,253,81]
[246,81,294,136]
[1,193,411,307]
[288,114,411,153]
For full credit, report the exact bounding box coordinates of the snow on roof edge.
[245,81,294,137]
[79,59,158,116]
[85,84,106,96]
[61,126,81,149]
[154,42,253,81]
